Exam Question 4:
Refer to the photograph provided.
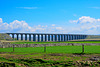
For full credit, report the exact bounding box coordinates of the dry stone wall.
[0,41,100,48]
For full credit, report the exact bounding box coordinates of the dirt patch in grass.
[48,53,64,56]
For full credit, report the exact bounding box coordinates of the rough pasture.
[0,40,100,67]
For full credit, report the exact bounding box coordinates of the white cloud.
[0,19,36,32]
[1,16,100,34]
[56,27,64,30]
[71,16,100,24]
[69,16,100,34]
[16,7,38,9]
[0,18,65,33]
[51,24,55,26]
[0,18,2,23]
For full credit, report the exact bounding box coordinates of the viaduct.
[6,33,87,42]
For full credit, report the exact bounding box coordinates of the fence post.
[82,44,84,53]
[44,44,46,53]
[13,44,15,52]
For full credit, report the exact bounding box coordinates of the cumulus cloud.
[71,16,100,24]
[1,16,100,34]
[0,19,35,33]
[56,27,64,30]
[70,16,100,34]
[51,24,55,26]
[0,18,64,33]
[0,18,2,23]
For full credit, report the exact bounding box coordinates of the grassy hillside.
[0,33,13,40]
[86,35,100,39]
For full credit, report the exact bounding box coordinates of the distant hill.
[86,35,100,39]
[0,33,13,40]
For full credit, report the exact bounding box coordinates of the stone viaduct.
[6,33,87,42]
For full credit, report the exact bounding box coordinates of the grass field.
[0,45,100,67]
[0,45,100,54]
[0,41,100,66]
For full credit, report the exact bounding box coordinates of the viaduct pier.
[6,33,87,42]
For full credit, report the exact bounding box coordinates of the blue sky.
[0,0,100,34]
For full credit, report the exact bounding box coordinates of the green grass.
[0,45,100,54]
[0,57,74,67]
[11,41,100,44]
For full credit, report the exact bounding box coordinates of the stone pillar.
[55,35,57,41]
[48,34,50,41]
[33,34,36,41]
[12,34,14,39]
[78,35,80,39]
[64,35,66,41]
[61,35,63,41]
[85,35,87,39]
[74,35,75,40]
[58,35,60,42]
[81,35,83,39]
[76,35,77,39]
[84,35,86,39]
[73,35,75,40]
[80,35,82,39]
[82,35,84,39]
[29,34,31,41]
[70,35,72,40]
[77,35,79,40]
[21,34,23,40]
[79,35,81,39]
[51,35,53,41]
[71,35,73,40]
[25,34,27,41]
[83,35,84,39]
[67,35,69,41]
[80,35,81,39]
[38,34,40,42]
[41,34,43,42]
[69,35,71,40]
[84,35,85,39]
[45,34,47,42]
[75,35,76,40]
[72,35,73,40]
[75,35,77,40]
[16,34,19,40]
